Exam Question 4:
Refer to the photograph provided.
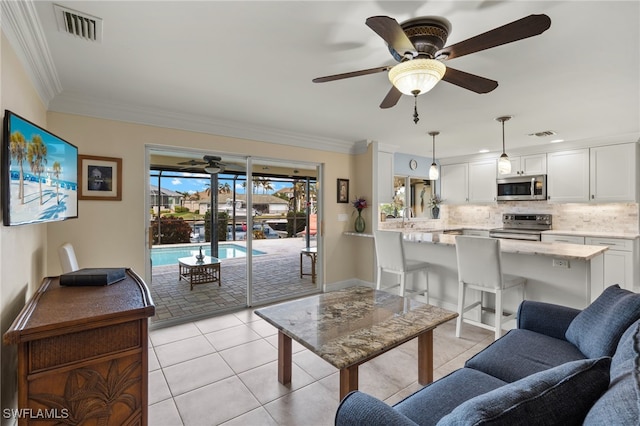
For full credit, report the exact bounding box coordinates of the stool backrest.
[374,230,406,272]
[58,242,79,273]
[455,236,503,289]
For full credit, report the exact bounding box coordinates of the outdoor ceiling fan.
[313,13,551,123]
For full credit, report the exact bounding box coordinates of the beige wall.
[1,32,49,426]
[45,112,370,286]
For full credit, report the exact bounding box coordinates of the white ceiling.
[5,1,640,159]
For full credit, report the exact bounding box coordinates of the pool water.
[151,244,265,266]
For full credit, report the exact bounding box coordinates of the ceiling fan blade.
[366,16,416,58]
[379,86,402,109]
[442,67,498,94]
[312,65,392,83]
[436,14,551,60]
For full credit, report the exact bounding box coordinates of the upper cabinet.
[589,143,638,202]
[377,151,394,204]
[547,149,590,202]
[548,143,638,203]
[441,159,496,204]
[469,159,497,203]
[499,153,547,177]
[440,163,468,204]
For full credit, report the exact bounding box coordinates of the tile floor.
[148,307,493,425]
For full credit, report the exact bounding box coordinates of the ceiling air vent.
[54,4,103,42]
[528,130,557,138]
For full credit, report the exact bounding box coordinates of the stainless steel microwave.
[496,175,547,201]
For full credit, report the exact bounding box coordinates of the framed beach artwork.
[337,178,349,203]
[2,110,78,226]
[78,155,122,201]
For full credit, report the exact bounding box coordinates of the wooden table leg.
[278,331,292,385]
[418,329,434,385]
[311,253,317,284]
[339,365,359,400]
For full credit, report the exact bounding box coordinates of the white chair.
[58,242,79,273]
[455,236,526,340]
[373,230,430,301]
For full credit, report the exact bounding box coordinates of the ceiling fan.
[176,156,242,174]
[313,14,551,123]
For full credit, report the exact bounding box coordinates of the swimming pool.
[151,244,265,266]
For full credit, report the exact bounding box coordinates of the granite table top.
[255,286,457,369]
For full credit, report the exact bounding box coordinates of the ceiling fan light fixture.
[204,165,221,174]
[388,59,446,96]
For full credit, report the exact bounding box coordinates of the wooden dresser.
[3,269,155,426]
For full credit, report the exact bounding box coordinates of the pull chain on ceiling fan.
[313,14,551,123]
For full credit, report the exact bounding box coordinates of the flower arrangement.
[352,197,368,212]
[428,194,442,208]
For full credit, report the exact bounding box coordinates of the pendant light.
[496,116,512,175]
[428,131,440,180]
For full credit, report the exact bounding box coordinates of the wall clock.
[409,159,418,170]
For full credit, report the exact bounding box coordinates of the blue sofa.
[335,284,640,425]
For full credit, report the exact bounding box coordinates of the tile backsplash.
[380,202,639,234]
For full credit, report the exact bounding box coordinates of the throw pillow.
[565,284,640,358]
[437,357,611,426]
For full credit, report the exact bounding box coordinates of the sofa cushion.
[465,329,586,383]
[583,321,640,425]
[437,357,611,426]
[565,284,640,358]
[394,368,507,426]
[335,391,418,426]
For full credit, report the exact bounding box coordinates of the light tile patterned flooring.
[148,307,493,425]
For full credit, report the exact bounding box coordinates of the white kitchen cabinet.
[376,150,394,204]
[547,149,590,202]
[541,234,585,244]
[589,143,638,202]
[440,163,469,204]
[500,154,547,177]
[469,159,497,203]
[585,237,637,292]
[463,229,490,237]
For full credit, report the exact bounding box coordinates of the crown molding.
[49,92,360,154]
[1,0,62,106]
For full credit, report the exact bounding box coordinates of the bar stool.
[373,230,430,301]
[455,236,526,340]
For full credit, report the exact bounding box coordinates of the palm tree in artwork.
[27,135,48,205]
[9,130,27,203]
[52,161,62,204]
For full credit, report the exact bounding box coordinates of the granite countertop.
[403,233,608,260]
[542,230,640,240]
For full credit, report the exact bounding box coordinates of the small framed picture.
[78,155,122,201]
[337,178,349,203]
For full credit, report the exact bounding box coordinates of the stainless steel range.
[489,214,552,241]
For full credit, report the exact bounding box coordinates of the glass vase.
[354,210,366,233]
[431,206,440,219]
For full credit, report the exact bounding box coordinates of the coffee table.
[255,286,457,399]
[178,256,221,290]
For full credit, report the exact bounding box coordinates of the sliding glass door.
[146,148,321,328]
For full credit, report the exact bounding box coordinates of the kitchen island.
[391,233,608,322]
